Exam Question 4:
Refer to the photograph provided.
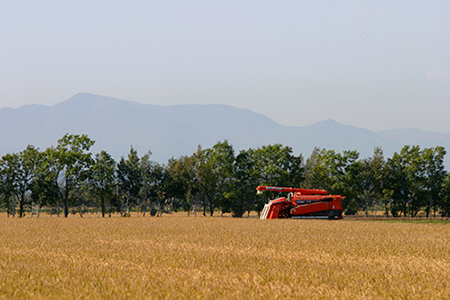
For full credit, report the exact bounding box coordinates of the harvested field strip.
[1,216,449,299]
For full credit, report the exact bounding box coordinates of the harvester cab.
[257,186,344,220]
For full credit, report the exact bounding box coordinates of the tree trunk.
[63,188,70,218]
[142,191,147,217]
[13,195,17,217]
[209,201,214,217]
[206,194,214,217]
[101,191,105,218]
[125,197,129,214]
[64,198,69,217]
[427,197,433,218]
[192,204,196,217]
[63,181,69,218]
[202,194,207,216]
[19,194,25,218]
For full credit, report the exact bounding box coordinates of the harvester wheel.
[279,209,290,219]
[328,211,340,220]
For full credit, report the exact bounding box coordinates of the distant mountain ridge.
[1,93,449,168]
[377,128,450,148]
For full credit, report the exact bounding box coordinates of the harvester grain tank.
[257,186,344,220]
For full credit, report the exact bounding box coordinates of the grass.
[344,215,450,224]
[1,213,449,299]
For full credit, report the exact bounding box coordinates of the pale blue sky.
[1,1,449,132]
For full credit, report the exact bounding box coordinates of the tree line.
[1,133,449,218]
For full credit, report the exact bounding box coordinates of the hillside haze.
[1,93,449,167]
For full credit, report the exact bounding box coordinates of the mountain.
[284,120,402,159]
[0,93,286,162]
[377,129,450,150]
[0,93,447,168]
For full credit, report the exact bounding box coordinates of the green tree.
[139,150,154,216]
[404,146,427,217]
[43,134,95,217]
[116,147,142,215]
[0,171,15,216]
[29,149,61,217]
[196,141,235,216]
[305,148,339,191]
[384,145,434,217]
[0,153,20,217]
[16,146,40,217]
[226,149,259,217]
[166,155,198,215]
[30,168,59,217]
[147,162,169,216]
[140,151,177,216]
[37,148,62,215]
[0,146,40,218]
[253,144,303,187]
[384,150,410,217]
[251,144,304,213]
[440,173,450,217]
[305,148,359,212]
[357,147,385,216]
[90,150,116,217]
[420,146,446,217]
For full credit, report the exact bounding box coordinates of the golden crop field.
[1,214,449,299]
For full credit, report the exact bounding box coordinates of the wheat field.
[0,214,449,299]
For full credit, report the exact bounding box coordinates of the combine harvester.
[257,186,344,220]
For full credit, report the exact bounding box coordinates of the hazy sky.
[1,1,449,133]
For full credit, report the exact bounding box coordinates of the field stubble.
[0,213,449,299]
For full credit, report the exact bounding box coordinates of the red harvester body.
[257,186,344,220]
